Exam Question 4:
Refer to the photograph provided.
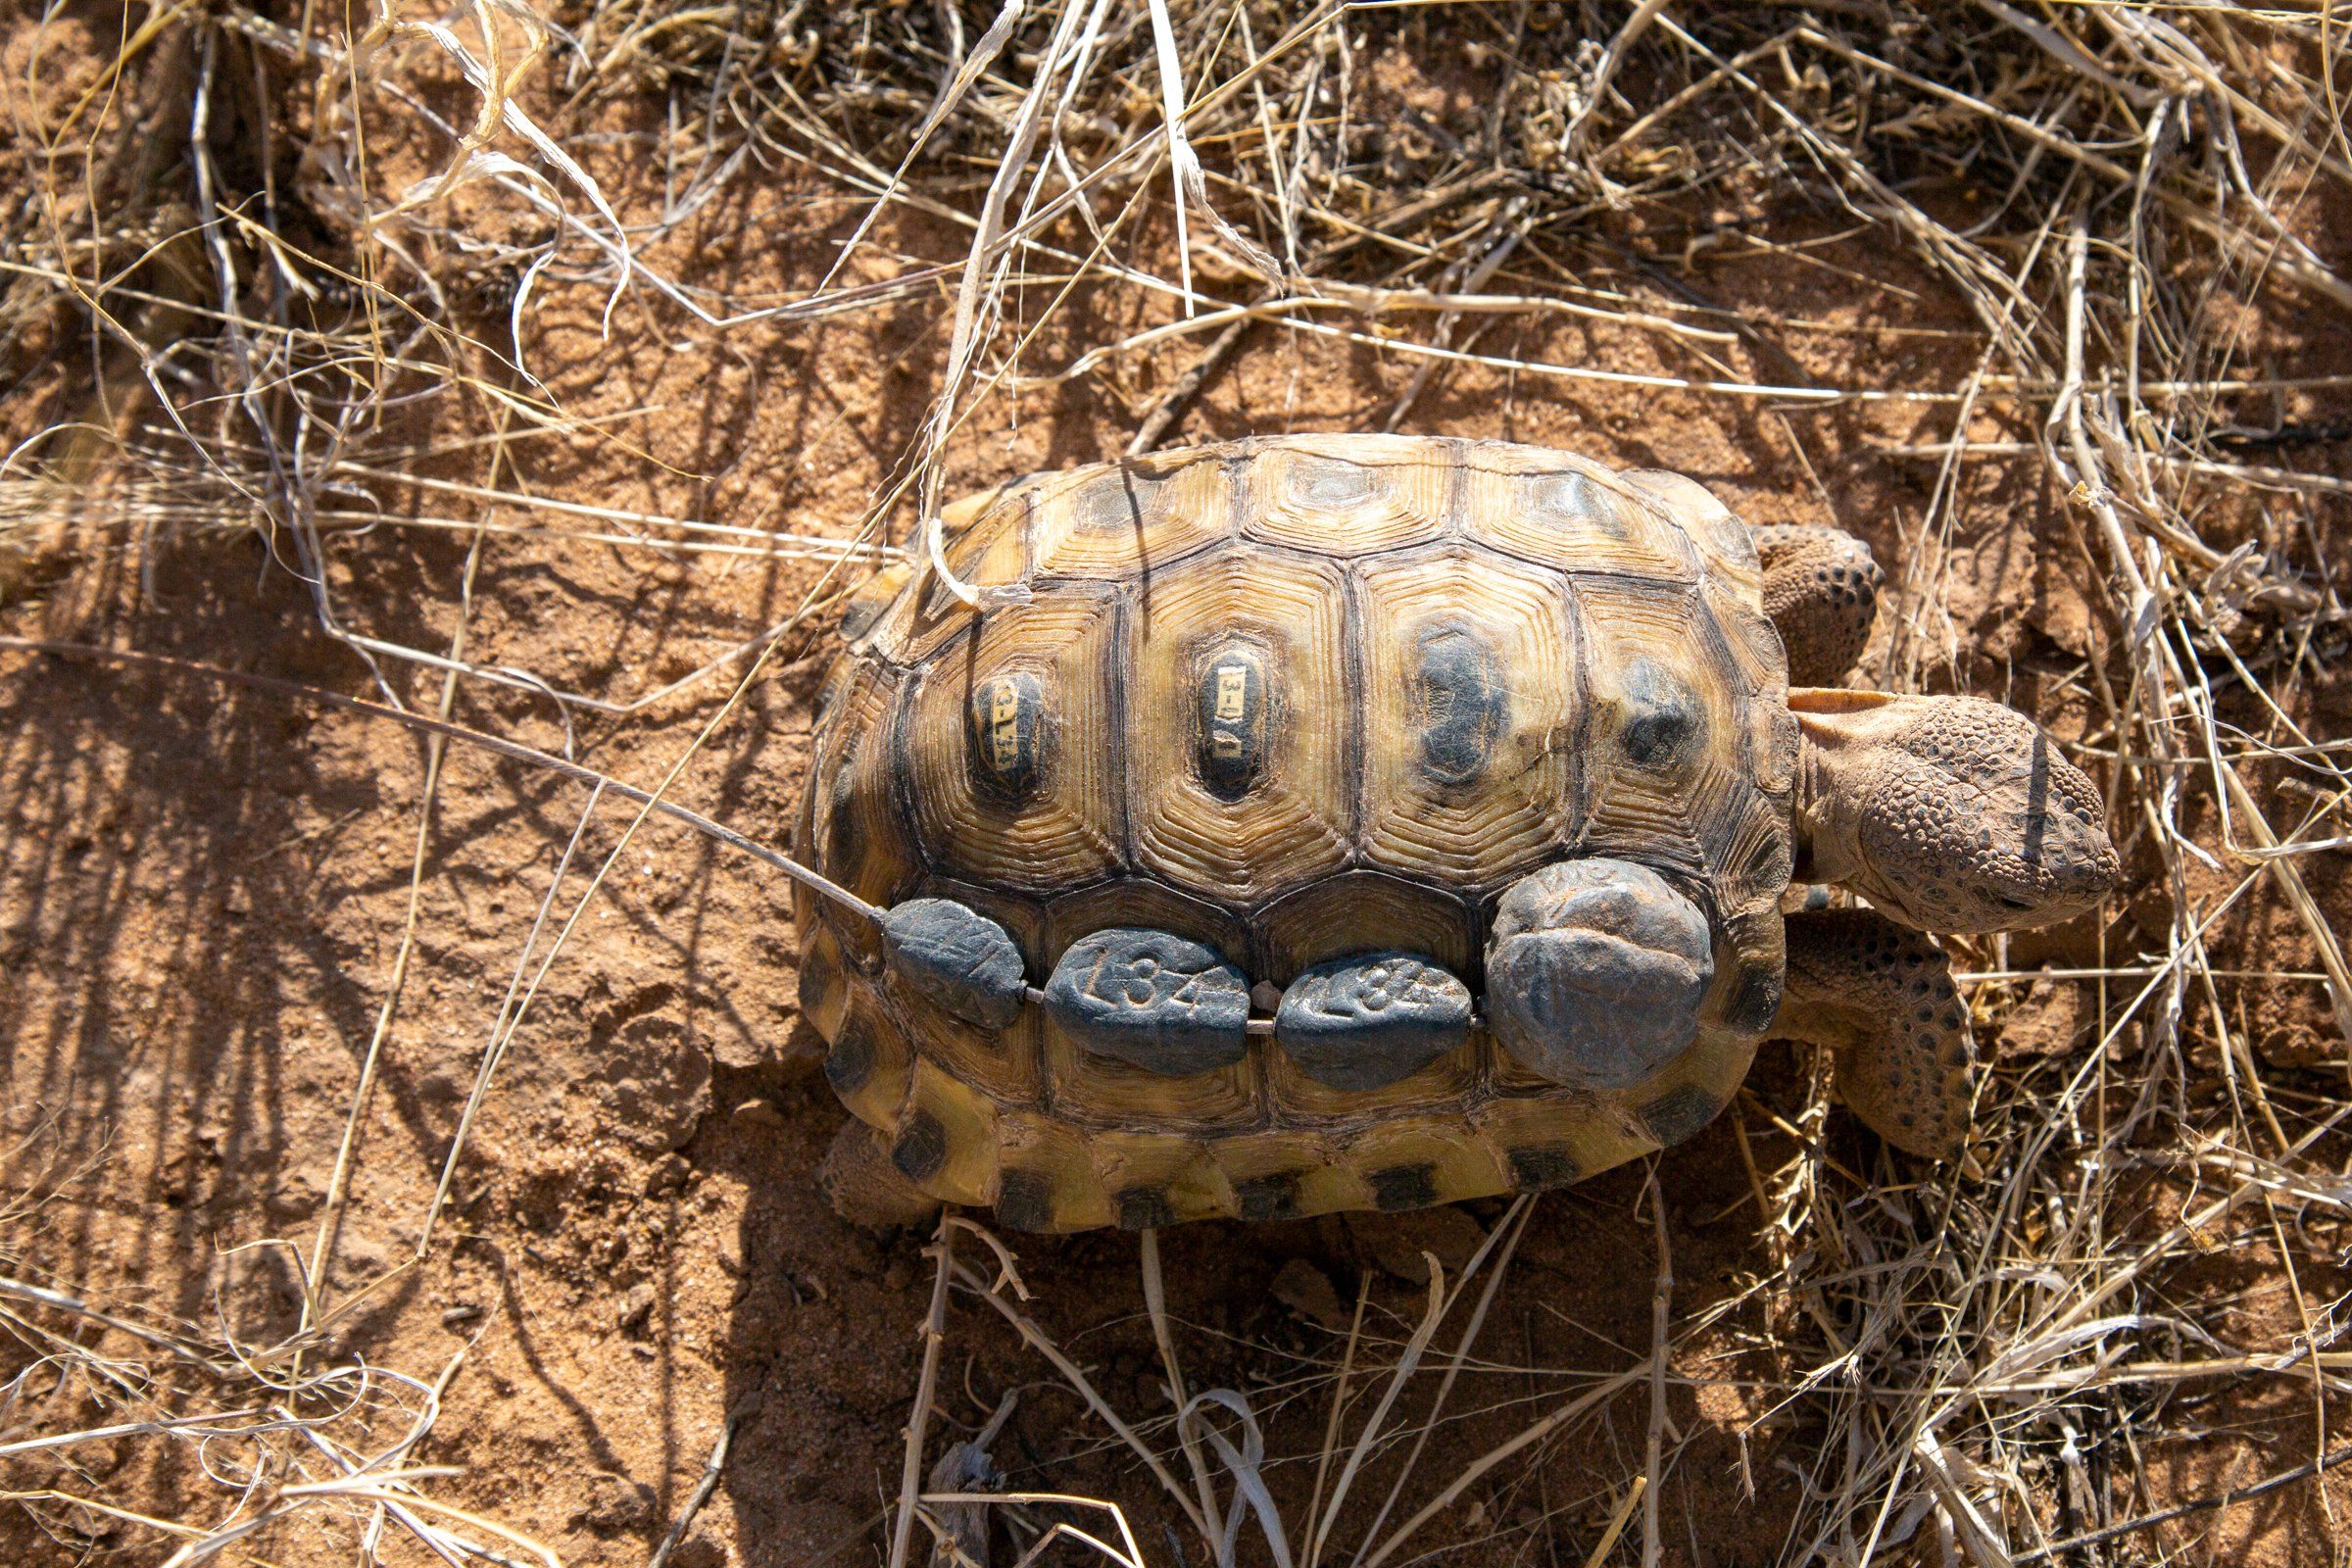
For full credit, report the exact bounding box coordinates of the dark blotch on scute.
[1412,624,1506,787]
[1235,1174,1302,1222]
[1506,1145,1581,1191]
[1640,1086,1725,1149]
[994,1170,1054,1232]
[822,1025,875,1095]
[838,595,892,643]
[1367,1164,1439,1212]
[891,1112,949,1182]
[1724,962,1785,1036]
[1114,1187,1176,1231]
[1619,658,1702,770]
[1531,471,1619,534]
[825,771,860,875]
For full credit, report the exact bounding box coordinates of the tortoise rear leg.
[1772,908,1972,1158]
[820,1119,945,1231]
[1757,524,1882,686]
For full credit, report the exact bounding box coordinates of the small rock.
[1270,1257,1350,1330]
[712,1010,829,1075]
[882,1255,917,1294]
[776,1019,829,1079]
[732,1098,786,1129]
[1996,980,2088,1058]
[618,1282,657,1334]
[577,1473,657,1535]
[647,1153,692,1196]
[440,1303,481,1329]
[1347,1206,1489,1286]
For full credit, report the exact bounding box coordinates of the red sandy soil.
[2,14,2350,1568]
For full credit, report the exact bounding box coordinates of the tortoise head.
[1789,689,2121,933]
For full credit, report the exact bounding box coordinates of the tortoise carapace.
[793,436,2119,1231]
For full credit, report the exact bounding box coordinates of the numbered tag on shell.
[1275,954,1472,1091]
[882,899,1029,1030]
[1044,928,1250,1077]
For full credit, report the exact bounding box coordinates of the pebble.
[1270,1257,1350,1330]
[618,1282,656,1333]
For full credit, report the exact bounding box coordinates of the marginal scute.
[1366,1163,1439,1212]
[1241,436,1450,555]
[823,988,913,1128]
[883,899,1029,1030]
[1114,1186,1176,1231]
[840,559,916,645]
[1234,1172,1303,1222]
[896,1060,1003,1205]
[1638,1085,1724,1148]
[1625,468,1758,596]
[1486,858,1714,1089]
[892,1110,950,1182]
[1505,1144,1581,1191]
[1343,1119,1509,1214]
[1274,954,1472,1092]
[994,1168,1056,1232]
[1754,705,1800,796]
[1044,928,1250,1076]
[1718,906,1788,1036]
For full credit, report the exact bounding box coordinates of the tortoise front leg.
[1774,907,1973,1159]
[1756,524,1882,685]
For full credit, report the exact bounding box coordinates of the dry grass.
[3,2,2351,1565]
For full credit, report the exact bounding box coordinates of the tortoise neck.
[1789,718,1866,890]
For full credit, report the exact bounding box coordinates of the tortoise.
[792,434,2119,1232]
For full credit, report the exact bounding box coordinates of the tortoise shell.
[795,435,1798,1231]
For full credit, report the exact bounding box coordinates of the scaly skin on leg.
[1775,907,1973,1159]
[1756,523,1883,686]
[820,1119,946,1230]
